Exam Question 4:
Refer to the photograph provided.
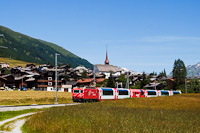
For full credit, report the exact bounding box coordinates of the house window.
[48,82,52,86]
[48,77,52,81]
[48,72,53,76]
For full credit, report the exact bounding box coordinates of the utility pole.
[93,65,96,87]
[21,77,23,89]
[126,72,129,89]
[55,53,60,104]
[185,78,187,93]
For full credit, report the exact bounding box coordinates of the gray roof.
[95,64,121,73]
[65,81,78,85]
[144,83,161,88]
[26,77,35,82]
[25,71,40,76]
[14,75,28,80]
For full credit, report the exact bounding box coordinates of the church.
[94,49,121,79]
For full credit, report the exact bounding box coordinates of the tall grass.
[23,94,200,133]
[0,91,72,105]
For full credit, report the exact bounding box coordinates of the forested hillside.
[0,25,93,68]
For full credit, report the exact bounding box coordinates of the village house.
[36,69,62,91]
[77,78,105,87]
[144,83,165,90]
[0,63,9,68]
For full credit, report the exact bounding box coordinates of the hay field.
[23,94,200,133]
[0,91,72,105]
[0,57,33,68]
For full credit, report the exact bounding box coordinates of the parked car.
[21,87,28,91]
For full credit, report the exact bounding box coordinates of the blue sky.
[1,0,200,74]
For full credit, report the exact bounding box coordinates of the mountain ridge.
[0,25,93,68]
[186,62,200,77]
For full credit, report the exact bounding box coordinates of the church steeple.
[105,47,109,65]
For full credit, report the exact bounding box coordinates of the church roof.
[105,50,109,65]
[95,64,121,73]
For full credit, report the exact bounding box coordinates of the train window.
[73,90,79,93]
[161,91,169,96]
[119,90,128,95]
[103,90,113,95]
[81,90,83,93]
[141,91,144,96]
[148,91,156,95]
[173,92,180,95]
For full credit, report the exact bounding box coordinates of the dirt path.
[9,119,26,133]
[0,103,80,132]
[0,112,36,133]
[0,112,36,126]
[0,103,79,112]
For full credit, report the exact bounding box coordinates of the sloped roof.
[14,75,27,80]
[25,71,40,76]
[26,77,35,82]
[1,74,12,78]
[0,76,7,81]
[78,78,94,83]
[144,83,161,88]
[78,78,105,84]
[96,78,105,83]
[65,81,78,85]
[95,64,121,73]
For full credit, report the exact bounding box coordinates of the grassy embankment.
[0,57,32,68]
[23,94,200,133]
[0,91,72,105]
[0,109,42,121]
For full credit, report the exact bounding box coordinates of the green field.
[23,94,200,133]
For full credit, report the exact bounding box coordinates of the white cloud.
[137,36,200,43]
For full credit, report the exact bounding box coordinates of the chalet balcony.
[37,85,62,88]
[37,80,62,82]
[37,85,48,87]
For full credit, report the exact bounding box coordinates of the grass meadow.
[23,94,200,133]
[0,91,72,105]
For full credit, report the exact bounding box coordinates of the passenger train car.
[72,87,181,102]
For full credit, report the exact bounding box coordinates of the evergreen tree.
[159,69,167,77]
[64,74,70,81]
[187,79,200,93]
[81,70,87,78]
[172,59,187,91]
[164,69,167,77]
[140,72,151,88]
[106,72,115,88]
[118,74,126,87]
[73,73,79,81]
[4,69,11,75]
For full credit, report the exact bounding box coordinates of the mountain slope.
[0,25,93,68]
[186,62,200,77]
